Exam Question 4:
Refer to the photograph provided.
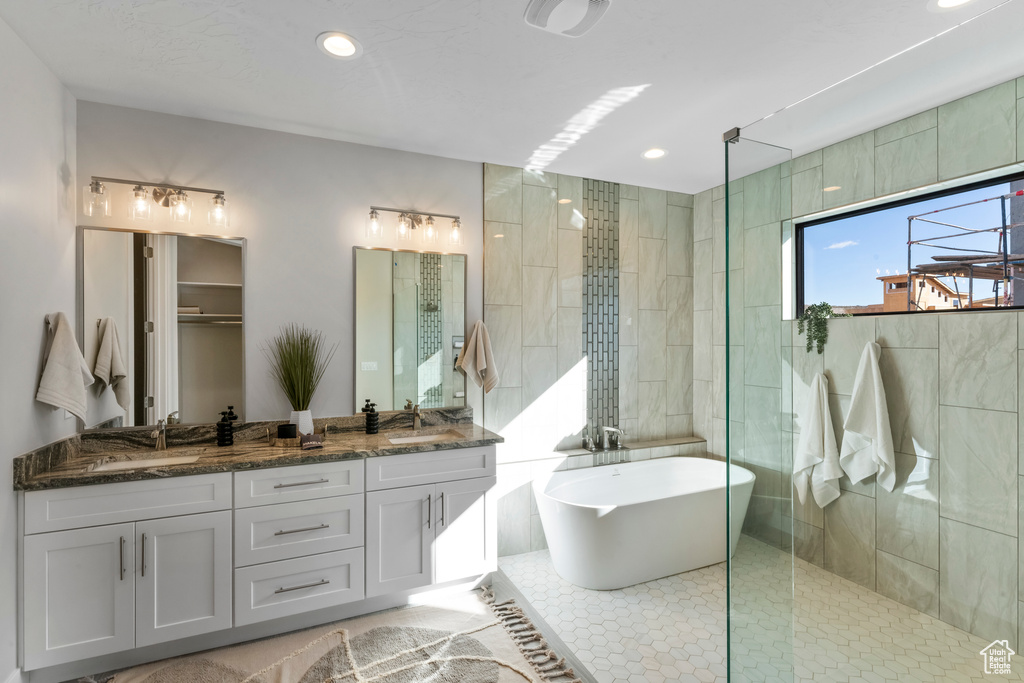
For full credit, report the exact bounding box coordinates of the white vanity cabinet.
[22,474,234,669]
[365,447,496,597]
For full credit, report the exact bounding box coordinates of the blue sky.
[803,182,1021,307]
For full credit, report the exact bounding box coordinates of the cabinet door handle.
[427,494,432,529]
[141,533,147,577]
[273,478,330,489]
[274,579,329,594]
[274,523,330,536]
[439,492,445,526]
[118,536,125,581]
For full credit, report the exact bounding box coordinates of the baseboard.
[4,667,24,683]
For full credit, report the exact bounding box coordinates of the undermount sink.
[387,430,463,445]
[88,454,201,471]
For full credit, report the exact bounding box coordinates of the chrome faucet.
[412,404,422,431]
[152,419,167,451]
[601,426,625,451]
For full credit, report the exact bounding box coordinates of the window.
[798,172,1024,315]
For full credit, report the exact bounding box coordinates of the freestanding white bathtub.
[533,457,755,590]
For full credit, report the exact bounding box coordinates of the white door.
[434,476,496,583]
[136,511,232,646]
[23,523,136,669]
[366,485,433,597]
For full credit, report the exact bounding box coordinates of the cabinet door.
[24,523,135,670]
[365,485,433,597]
[136,511,232,647]
[434,476,496,584]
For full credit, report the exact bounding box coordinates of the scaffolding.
[906,189,1024,310]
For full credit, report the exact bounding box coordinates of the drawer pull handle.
[427,494,432,529]
[141,533,147,577]
[273,478,330,489]
[118,536,125,581]
[274,579,330,594]
[274,523,330,536]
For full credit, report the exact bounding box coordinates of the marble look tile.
[939,311,1017,411]
[667,276,693,344]
[743,222,781,307]
[638,309,667,382]
[1019,94,1024,162]
[639,238,667,310]
[712,183,725,201]
[693,311,712,381]
[522,346,557,408]
[879,348,938,458]
[940,405,1017,535]
[666,414,693,437]
[484,221,522,305]
[638,381,667,440]
[522,266,557,347]
[483,305,522,387]
[693,239,713,312]
[728,268,744,343]
[521,346,559,453]
[556,174,584,231]
[875,108,938,146]
[744,306,782,389]
[556,307,581,377]
[792,149,822,175]
[693,189,714,243]
[556,228,581,308]
[668,191,692,207]
[1019,478,1024,602]
[780,160,791,178]
[875,128,938,196]
[822,316,877,396]
[876,314,938,349]
[712,198,726,273]
[619,271,638,347]
[876,452,939,569]
[876,550,939,618]
[484,164,523,223]
[619,345,638,420]
[618,197,639,274]
[522,184,557,268]
[824,490,876,590]
[728,346,744,426]
[639,187,667,239]
[619,183,638,200]
[667,345,693,417]
[743,165,782,229]
[667,204,693,277]
[780,175,792,223]
[743,386,781,471]
[794,518,824,567]
[712,272,726,346]
[938,80,1017,181]
[523,168,557,188]
[712,345,726,420]
[693,379,712,440]
[940,518,1018,645]
[485,386,522,436]
[791,166,822,218]
[497,479,531,556]
[822,131,875,210]
[727,199,744,268]
[530,514,547,551]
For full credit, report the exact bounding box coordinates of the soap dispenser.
[365,403,379,435]
[217,411,234,447]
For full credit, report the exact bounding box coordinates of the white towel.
[36,312,94,421]
[94,317,131,412]
[840,342,896,492]
[794,373,843,507]
[456,320,499,394]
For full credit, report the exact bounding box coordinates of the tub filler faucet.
[601,426,625,451]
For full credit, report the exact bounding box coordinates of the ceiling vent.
[524,0,611,37]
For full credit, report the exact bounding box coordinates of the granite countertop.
[15,423,502,492]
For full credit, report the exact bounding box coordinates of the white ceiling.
[2,0,1023,193]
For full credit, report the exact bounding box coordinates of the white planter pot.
[290,410,314,435]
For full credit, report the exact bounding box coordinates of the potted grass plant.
[264,324,337,435]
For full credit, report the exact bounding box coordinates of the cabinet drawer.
[366,446,496,491]
[234,495,365,567]
[25,474,232,534]
[234,460,364,508]
[234,548,365,626]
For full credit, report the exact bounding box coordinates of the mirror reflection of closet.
[80,227,244,429]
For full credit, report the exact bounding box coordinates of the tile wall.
[696,76,1024,647]
[483,164,694,556]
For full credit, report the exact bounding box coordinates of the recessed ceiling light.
[558,198,572,204]
[824,186,841,192]
[642,148,666,160]
[316,32,362,60]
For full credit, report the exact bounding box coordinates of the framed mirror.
[78,226,245,429]
[355,248,467,411]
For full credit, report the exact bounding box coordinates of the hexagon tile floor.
[498,535,1016,683]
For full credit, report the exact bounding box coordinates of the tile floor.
[499,535,1016,683]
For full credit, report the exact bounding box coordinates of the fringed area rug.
[82,588,582,683]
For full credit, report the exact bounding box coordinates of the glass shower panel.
[725,135,794,682]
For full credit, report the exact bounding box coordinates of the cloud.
[825,240,858,250]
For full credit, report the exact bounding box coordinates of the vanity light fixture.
[317,31,363,60]
[367,209,382,238]
[83,179,111,217]
[449,218,464,246]
[367,206,464,247]
[423,216,439,244]
[86,177,229,227]
[397,213,412,241]
[642,148,666,159]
